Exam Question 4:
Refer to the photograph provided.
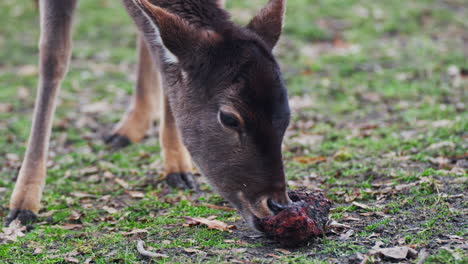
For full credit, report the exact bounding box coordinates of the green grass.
[1,0,467,263]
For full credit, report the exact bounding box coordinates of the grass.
[0,0,467,263]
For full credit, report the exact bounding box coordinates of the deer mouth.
[237,191,290,231]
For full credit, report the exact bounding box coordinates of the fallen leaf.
[266,254,282,259]
[120,228,148,236]
[71,192,97,199]
[224,239,249,246]
[125,190,145,198]
[114,178,129,189]
[68,210,82,221]
[60,224,83,230]
[102,206,119,214]
[17,65,38,76]
[38,210,58,218]
[64,256,80,263]
[33,247,43,254]
[79,167,99,176]
[232,248,247,253]
[293,156,327,165]
[427,141,455,150]
[339,229,355,240]
[184,216,236,232]
[352,201,371,210]
[0,103,13,113]
[0,220,26,243]
[371,246,418,260]
[183,248,205,254]
[17,87,29,99]
[428,156,451,168]
[81,101,111,114]
[275,248,291,254]
[327,220,356,234]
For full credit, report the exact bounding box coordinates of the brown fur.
[110,35,160,143]
[6,0,291,230]
[7,0,78,224]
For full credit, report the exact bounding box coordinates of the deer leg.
[160,95,196,190]
[105,35,160,149]
[5,0,77,226]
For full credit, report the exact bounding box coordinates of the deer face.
[132,0,290,228]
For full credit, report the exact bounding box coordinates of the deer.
[5,0,292,232]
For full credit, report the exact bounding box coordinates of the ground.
[0,0,467,263]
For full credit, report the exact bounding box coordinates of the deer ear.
[247,0,286,49]
[133,0,221,63]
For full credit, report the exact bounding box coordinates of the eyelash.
[219,111,240,128]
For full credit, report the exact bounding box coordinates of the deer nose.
[267,199,286,215]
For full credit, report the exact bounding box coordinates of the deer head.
[127,0,291,229]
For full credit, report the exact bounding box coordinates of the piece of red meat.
[256,189,332,247]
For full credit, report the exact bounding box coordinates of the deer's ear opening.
[134,0,221,62]
[246,0,285,49]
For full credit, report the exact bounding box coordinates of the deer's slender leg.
[5,0,77,226]
[160,95,196,189]
[105,35,160,149]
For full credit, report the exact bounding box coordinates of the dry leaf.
[60,224,83,230]
[370,246,418,260]
[266,253,283,259]
[352,201,371,210]
[81,101,111,114]
[17,87,29,99]
[184,216,236,232]
[102,206,118,214]
[68,210,82,221]
[275,248,291,254]
[38,210,58,218]
[17,65,38,76]
[0,103,13,113]
[328,220,356,233]
[427,141,455,150]
[125,190,145,198]
[293,156,327,165]
[0,220,26,243]
[71,192,96,199]
[120,229,148,236]
[339,229,355,240]
[183,248,205,254]
[64,256,80,263]
[114,178,129,189]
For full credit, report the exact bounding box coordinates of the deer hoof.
[4,209,37,227]
[104,134,132,150]
[166,172,197,190]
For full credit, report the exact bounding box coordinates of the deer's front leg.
[5,0,77,226]
[105,35,160,149]
[160,95,196,190]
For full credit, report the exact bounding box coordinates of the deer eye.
[219,111,240,128]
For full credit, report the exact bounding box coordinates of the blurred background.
[0,0,466,263]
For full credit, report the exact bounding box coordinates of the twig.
[416,248,429,264]
[327,220,358,231]
[136,239,168,258]
[360,255,369,264]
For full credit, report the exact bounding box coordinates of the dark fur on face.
[123,0,290,226]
